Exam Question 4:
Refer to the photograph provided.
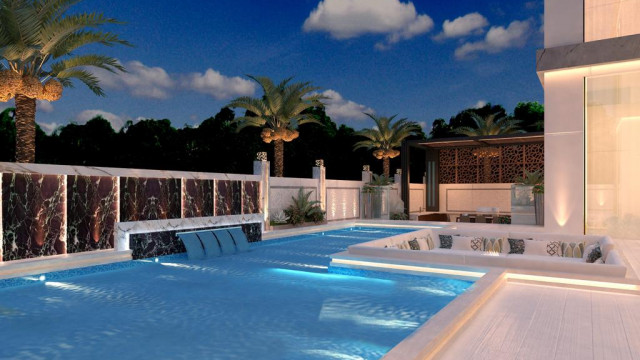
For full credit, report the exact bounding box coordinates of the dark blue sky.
[6,0,545,133]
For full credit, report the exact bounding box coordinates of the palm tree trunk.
[274,139,284,177]
[383,157,390,178]
[14,94,37,163]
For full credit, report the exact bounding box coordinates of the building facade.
[539,0,640,238]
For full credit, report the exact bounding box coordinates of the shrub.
[284,188,325,226]
[390,212,408,220]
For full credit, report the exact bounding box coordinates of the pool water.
[0,227,472,360]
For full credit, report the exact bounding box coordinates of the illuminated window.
[586,71,640,237]
[585,0,640,42]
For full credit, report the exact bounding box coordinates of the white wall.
[326,179,362,221]
[269,177,319,215]
[409,183,426,213]
[545,0,584,47]
[439,184,512,214]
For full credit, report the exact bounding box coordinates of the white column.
[254,160,270,228]
[543,69,586,235]
[312,166,326,211]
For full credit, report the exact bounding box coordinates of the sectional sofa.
[344,227,627,278]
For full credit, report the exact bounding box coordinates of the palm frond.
[55,68,103,95]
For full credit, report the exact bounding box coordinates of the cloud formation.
[455,20,532,59]
[36,100,54,113]
[95,60,175,99]
[93,60,255,100]
[75,109,125,131]
[303,0,433,49]
[320,89,374,124]
[182,69,255,100]
[435,13,488,40]
[37,121,61,135]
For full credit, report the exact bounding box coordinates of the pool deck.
[435,281,640,360]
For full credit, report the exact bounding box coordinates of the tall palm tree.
[453,112,524,182]
[353,113,421,178]
[228,76,326,177]
[0,0,130,163]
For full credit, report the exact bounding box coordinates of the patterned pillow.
[561,241,585,258]
[408,239,420,250]
[439,234,454,249]
[483,237,503,253]
[470,237,484,251]
[586,245,602,263]
[508,238,525,254]
[546,241,562,257]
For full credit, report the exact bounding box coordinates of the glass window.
[585,0,640,42]
[586,71,640,237]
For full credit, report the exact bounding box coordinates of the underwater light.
[39,275,46,281]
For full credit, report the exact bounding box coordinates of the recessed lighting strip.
[331,258,486,278]
[506,273,640,291]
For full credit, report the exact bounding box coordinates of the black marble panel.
[215,180,242,216]
[183,179,214,218]
[2,173,66,261]
[242,181,261,214]
[67,175,118,252]
[120,177,181,221]
[130,222,262,259]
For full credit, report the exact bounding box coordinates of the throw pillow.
[439,234,454,249]
[470,237,484,251]
[483,237,503,253]
[451,235,476,251]
[561,241,585,258]
[408,239,420,250]
[426,234,435,250]
[546,241,562,257]
[595,257,605,264]
[508,238,525,254]
[583,243,597,261]
[586,245,602,263]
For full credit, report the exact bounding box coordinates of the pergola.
[400,132,544,215]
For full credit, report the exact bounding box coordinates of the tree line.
[0,101,542,180]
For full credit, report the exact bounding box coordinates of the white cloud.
[474,100,487,109]
[36,100,54,113]
[303,0,433,49]
[435,13,488,40]
[455,20,532,59]
[37,121,61,135]
[75,109,125,131]
[94,60,175,99]
[182,69,255,100]
[320,89,374,124]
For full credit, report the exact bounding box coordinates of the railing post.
[254,157,270,229]
[312,160,326,212]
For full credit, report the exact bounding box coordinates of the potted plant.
[361,174,392,219]
[511,169,543,225]
[533,183,544,225]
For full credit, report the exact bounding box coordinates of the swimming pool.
[0,227,472,360]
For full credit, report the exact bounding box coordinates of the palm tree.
[453,112,524,182]
[0,0,130,163]
[354,113,421,177]
[452,112,524,136]
[228,76,326,177]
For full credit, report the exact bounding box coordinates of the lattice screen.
[439,143,544,184]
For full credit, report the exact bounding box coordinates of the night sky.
[1,0,545,133]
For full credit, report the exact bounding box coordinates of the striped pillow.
[561,241,585,258]
[483,237,504,254]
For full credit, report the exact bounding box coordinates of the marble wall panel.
[183,179,214,218]
[2,173,66,261]
[129,222,262,259]
[215,180,242,216]
[67,176,118,253]
[120,177,181,221]
[242,181,260,214]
